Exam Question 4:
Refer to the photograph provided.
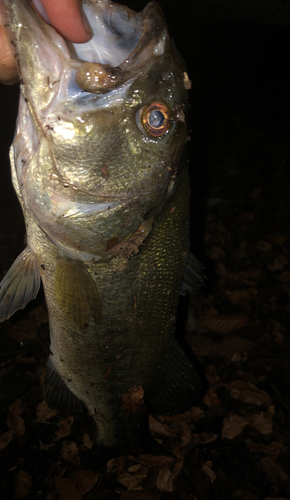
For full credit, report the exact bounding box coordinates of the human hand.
[0,0,92,85]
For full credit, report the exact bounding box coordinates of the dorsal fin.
[0,246,41,322]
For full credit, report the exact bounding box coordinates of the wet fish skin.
[1,0,202,452]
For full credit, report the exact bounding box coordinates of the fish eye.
[136,103,170,137]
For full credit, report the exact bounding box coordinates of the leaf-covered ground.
[1,6,290,500]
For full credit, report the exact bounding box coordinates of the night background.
[0,1,290,498]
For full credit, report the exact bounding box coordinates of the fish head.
[5,0,190,261]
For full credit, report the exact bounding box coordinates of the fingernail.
[81,8,94,38]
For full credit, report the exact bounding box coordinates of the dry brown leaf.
[118,472,143,490]
[200,432,219,444]
[203,388,222,406]
[15,356,37,364]
[266,234,289,246]
[61,441,79,463]
[256,241,272,252]
[210,245,226,260]
[156,458,184,492]
[0,429,13,452]
[136,455,174,468]
[55,477,83,500]
[15,470,32,499]
[268,254,289,272]
[227,380,272,405]
[216,336,255,359]
[7,398,25,436]
[226,288,257,306]
[249,405,275,435]
[201,314,250,334]
[188,406,205,422]
[222,412,249,439]
[202,461,217,483]
[261,457,290,487]
[149,415,172,437]
[82,432,93,449]
[55,416,74,440]
[158,406,204,423]
[70,470,99,495]
[156,468,174,492]
[36,400,58,422]
[205,365,220,386]
[248,441,282,458]
[263,497,288,500]
[279,271,290,283]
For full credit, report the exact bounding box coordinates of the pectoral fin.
[54,258,102,331]
[44,358,85,412]
[180,252,206,296]
[0,246,41,322]
[149,340,201,415]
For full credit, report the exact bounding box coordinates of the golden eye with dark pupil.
[137,103,170,137]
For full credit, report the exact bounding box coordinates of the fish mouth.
[32,0,167,96]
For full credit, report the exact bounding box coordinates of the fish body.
[0,0,203,453]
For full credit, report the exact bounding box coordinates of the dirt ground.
[0,5,290,500]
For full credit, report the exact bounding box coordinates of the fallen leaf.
[216,336,255,359]
[118,472,143,490]
[15,356,37,364]
[201,314,250,334]
[36,400,58,422]
[135,455,174,468]
[203,388,222,406]
[263,497,288,500]
[200,432,219,444]
[156,458,184,492]
[7,399,25,436]
[268,254,289,272]
[61,441,79,463]
[55,416,74,440]
[248,441,282,458]
[210,246,226,260]
[186,334,255,359]
[156,468,173,492]
[83,432,93,449]
[205,365,220,386]
[15,470,32,499]
[261,457,290,488]
[55,477,83,500]
[226,288,257,306]
[279,271,290,283]
[149,415,172,437]
[70,470,99,495]
[222,412,249,439]
[227,380,272,405]
[265,234,288,246]
[0,429,13,451]
[249,405,275,435]
[256,241,272,252]
[202,461,217,483]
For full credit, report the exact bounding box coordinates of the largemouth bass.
[0,0,204,456]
